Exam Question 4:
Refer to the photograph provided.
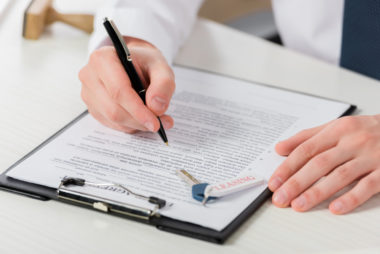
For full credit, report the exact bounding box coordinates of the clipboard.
[0,63,357,243]
[0,111,273,243]
[0,101,356,243]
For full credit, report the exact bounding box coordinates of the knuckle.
[303,187,322,203]
[313,154,330,169]
[353,132,374,147]
[106,106,124,123]
[363,176,377,191]
[108,86,122,101]
[335,116,359,132]
[296,142,315,159]
[287,178,302,195]
[335,165,352,182]
[308,187,323,202]
[346,193,360,207]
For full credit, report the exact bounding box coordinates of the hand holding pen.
[78,18,174,143]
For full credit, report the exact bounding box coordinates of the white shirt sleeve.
[88,0,203,63]
[271,0,343,64]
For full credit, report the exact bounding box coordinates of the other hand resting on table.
[269,115,380,214]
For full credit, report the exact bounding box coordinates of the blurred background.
[0,0,279,43]
[200,0,280,43]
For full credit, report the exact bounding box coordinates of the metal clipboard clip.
[57,177,167,220]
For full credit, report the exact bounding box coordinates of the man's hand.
[79,37,175,133]
[268,115,380,214]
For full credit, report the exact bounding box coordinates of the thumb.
[145,61,175,116]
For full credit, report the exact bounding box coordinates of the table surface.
[1,1,380,253]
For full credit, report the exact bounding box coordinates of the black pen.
[103,17,168,145]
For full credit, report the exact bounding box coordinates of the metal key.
[176,169,216,204]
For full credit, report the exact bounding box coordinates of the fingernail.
[332,201,343,213]
[293,195,306,209]
[273,189,288,205]
[152,97,167,111]
[269,176,283,190]
[144,121,155,132]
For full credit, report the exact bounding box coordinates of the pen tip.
[165,142,169,146]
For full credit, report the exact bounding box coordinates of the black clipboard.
[0,104,356,243]
[0,110,273,244]
[0,86,356,244]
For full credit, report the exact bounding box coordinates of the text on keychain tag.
[203,173,265,201]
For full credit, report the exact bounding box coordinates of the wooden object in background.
[23,0,93,40]
[199,0,271,23]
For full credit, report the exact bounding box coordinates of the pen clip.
[103,17,132,61]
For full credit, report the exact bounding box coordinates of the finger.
[90,103,173,132]
[268,124,338,192]
[81,73,148,131]
[272,146,353,207]
[329,169,380,214]
[145,60,175,116]
[88,108,138,134]
[291,158,370,212]
[275,123,328,156]
[91,47,160,132]
[159,115,174,130]
[82,73,174,131]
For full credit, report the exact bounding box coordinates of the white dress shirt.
[89,0,344,65]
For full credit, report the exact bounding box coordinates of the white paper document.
[6,66,351,231]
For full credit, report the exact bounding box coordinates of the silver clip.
[105,17,132,61]
[57,177,168,220]
[93,202,109,212]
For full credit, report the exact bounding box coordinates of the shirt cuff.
[88,7,178,64]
